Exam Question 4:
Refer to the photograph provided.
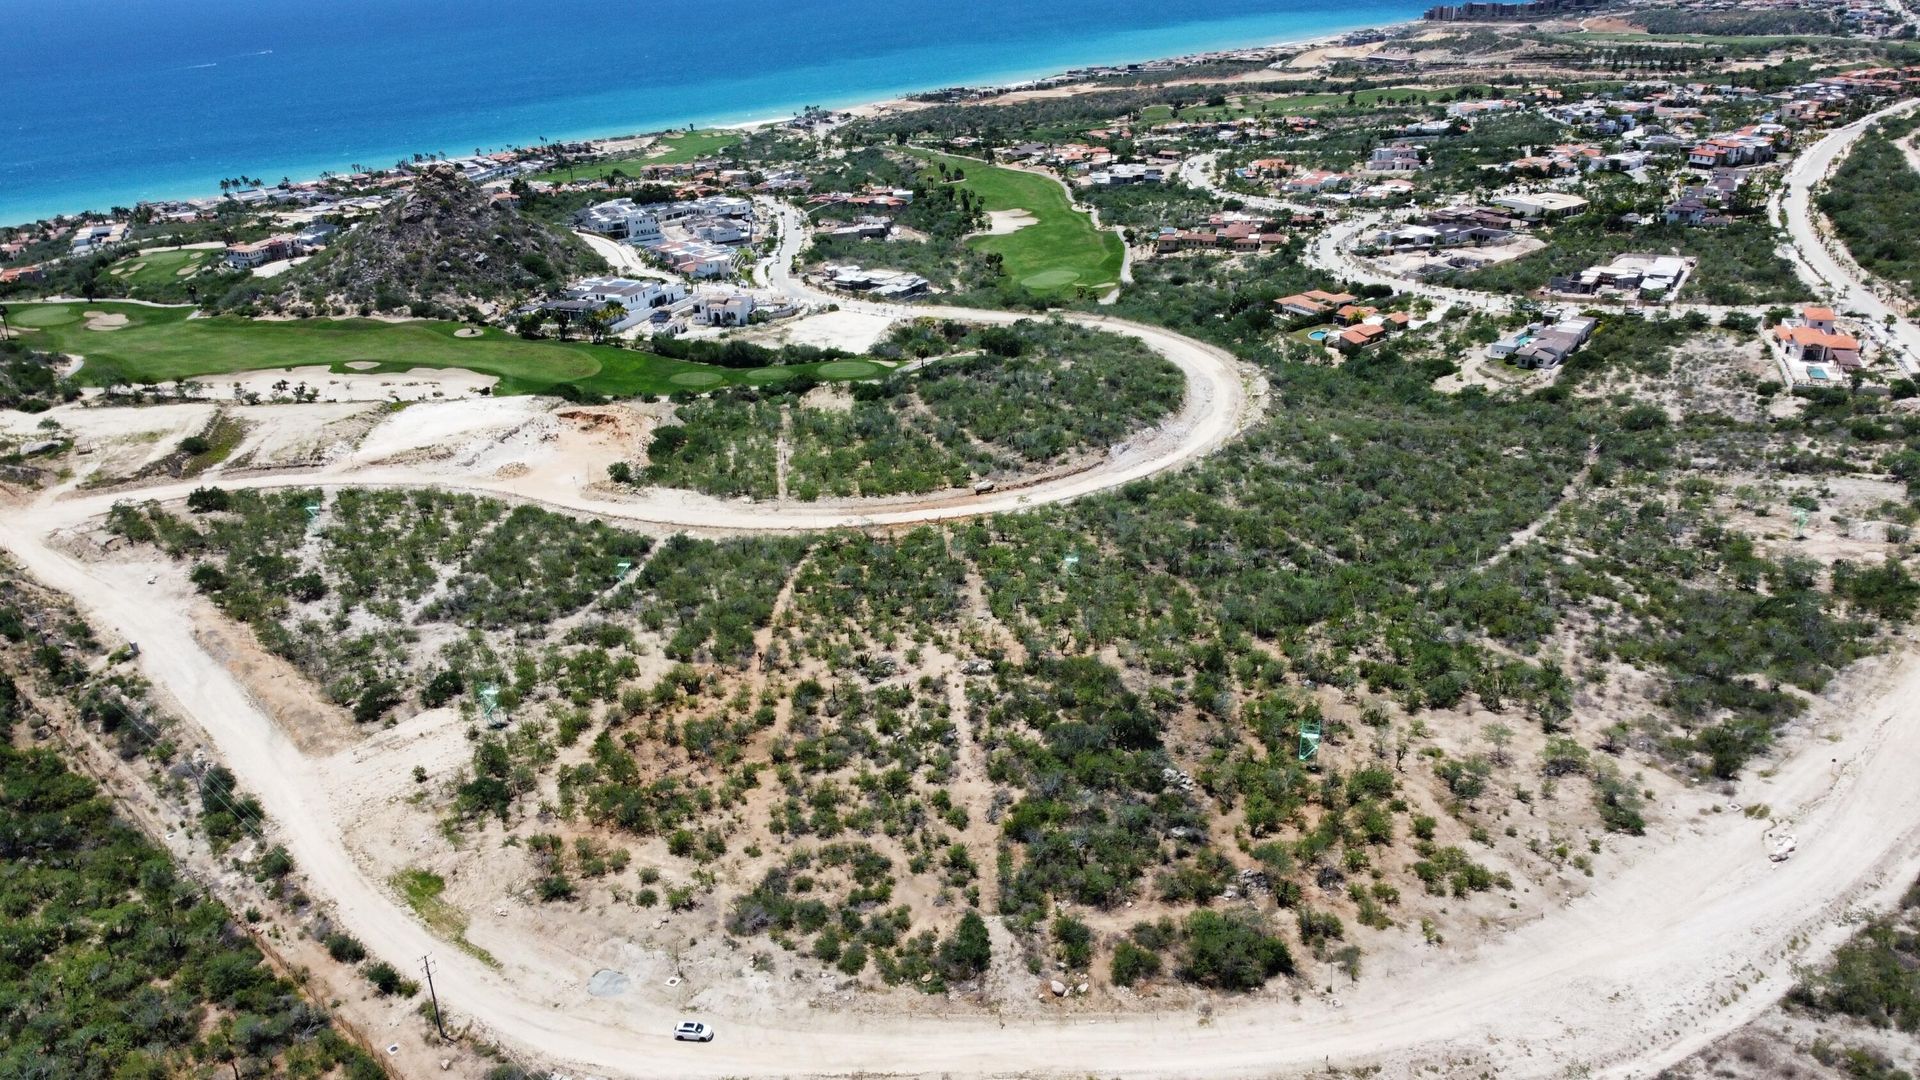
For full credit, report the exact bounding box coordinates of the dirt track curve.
[1,171,1919,1079]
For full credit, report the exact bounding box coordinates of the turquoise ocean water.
[0,0,1426,225]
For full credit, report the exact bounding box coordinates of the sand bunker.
[454,327,484,338]
[345,361,380,370]
[984,209,1037,235]
[183,364,499,402]
[83,311,129,331]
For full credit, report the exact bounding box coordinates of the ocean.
[0,0,1426,226]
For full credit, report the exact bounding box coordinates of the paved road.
[1775,97,1920,375]
[1183,151,1811,323]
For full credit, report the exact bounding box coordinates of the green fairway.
[913,152,1124,297]
[530,130,744,183]
[646,129,744,165]
[1139,87,1455,125]
[9,301,883,397]
[107,247,220,287]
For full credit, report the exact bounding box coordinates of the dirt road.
[5,187,1920,1079]
[7,492,1919,1079]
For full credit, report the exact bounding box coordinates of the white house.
[1491,192,1589,220]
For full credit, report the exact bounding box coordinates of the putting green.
[1021,270,1080,290]
[669,370,726,388]
[739,366,799,383]
[817,360,884,378]
[8,304,78,327]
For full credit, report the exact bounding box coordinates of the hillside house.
[1367,144,1426,173]
[1275,288,1358,319]
[1334,323,1388,351]
[1772,305,1863,377]
[224,234,302,269]
[1549,253,1691,299]
[1284,169,1350,195]
[1491,192,1589,220]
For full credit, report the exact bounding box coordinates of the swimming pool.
[1308,329,1330,341]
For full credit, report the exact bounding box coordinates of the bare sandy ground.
[3,401,217,480]
[179,364,499,401]
[251,255,311,278]
[733,308,897,354]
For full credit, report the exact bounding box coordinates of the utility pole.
[421,954,447,1040]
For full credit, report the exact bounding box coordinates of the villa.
[1275,289,1359,319]
[1491,192,1589,220]
[224,234,303,269]
[1771,305,1864,381]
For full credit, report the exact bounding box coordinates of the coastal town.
[4,1,1920,1079]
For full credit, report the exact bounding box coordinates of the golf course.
[6,301,886,396]
[530,130,744,183]
[105,247,222,288]
[915,151,1125,297]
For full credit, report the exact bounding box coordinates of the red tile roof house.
[223,234,302,270]
[1775,325,1863,370]
[1335,324,1388,351]
[1284,169,1349,194]
[1155,229,1221,254]
[1275,289,1357,319]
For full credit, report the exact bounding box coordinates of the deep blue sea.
[0,0,1426,226]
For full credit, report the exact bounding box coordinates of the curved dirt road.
[4,186,1920,1080]
[7,506,1920,1080]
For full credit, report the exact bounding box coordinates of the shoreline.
[2,14,1417,229]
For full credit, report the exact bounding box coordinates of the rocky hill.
[235,164,603,317]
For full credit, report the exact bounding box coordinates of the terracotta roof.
[1775,325,1860,350]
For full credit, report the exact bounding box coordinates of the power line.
[421,954,448,1040]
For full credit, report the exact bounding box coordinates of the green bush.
[325,932,368,963]
[1110,939,1162,987]
[365,961,416,996]
[1052,915,1093,969]
[937,911,992,981]
[186,486,232,513]
[1179,909,1294,990]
